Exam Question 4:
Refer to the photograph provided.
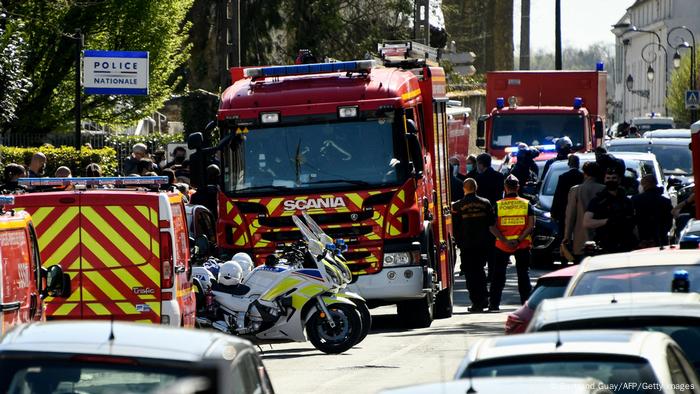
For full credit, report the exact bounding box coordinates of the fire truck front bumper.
[346,266,425,302]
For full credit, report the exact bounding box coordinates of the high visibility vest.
[495,196,532,252]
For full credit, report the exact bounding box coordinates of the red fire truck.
[476,70,607,161]
[189,42,465,327]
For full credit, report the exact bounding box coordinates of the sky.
[513,0,632,53]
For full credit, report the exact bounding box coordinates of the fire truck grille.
[258,211,374,227]
[261,226,374,242]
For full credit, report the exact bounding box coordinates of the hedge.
[0,146,118,177]
[105,132,185,152]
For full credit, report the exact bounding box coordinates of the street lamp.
[647,65,655,81]
[667,26,697,123]
[626,74,650,98]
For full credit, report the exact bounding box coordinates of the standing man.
[474,153,504,283]
[542,137,572,180]
[489,175,534,310]
[451,178,494,313]
[123,143,148,175]
[27,152,47,177]
[632,175,673,247]
[563,162,604,263]
[448,157,465,202]
[584,168,637,253]
[551,155,583,239]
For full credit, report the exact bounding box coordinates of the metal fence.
[0,133,108,148]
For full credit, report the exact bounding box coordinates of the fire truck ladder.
[378,40,441,68]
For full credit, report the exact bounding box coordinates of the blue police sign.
[686,90,700,110]
[83,50,149,95]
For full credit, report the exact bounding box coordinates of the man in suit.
[474,153,504,282]
[551,155,583,241]
[563,162,604,263]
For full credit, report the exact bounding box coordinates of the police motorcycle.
[192,215,365,354]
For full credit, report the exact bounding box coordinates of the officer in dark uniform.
[451,178,494,313]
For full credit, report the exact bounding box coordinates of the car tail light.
[161,232,173,289]
[505,314,525,335]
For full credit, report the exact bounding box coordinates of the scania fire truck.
[476,70,607,161]
[190,42,465,327]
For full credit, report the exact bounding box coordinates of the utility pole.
[414,0,430,46]
[74,29,83,150]
[519,0,530,70]
[218,0,240,91]
[555,0,562,70]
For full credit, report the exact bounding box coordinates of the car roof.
[644,129,690,138]
[533,292,700,329]
[539,264,579,279]
[382,376,606,394]
[684,219,700,233]
[607,138,690,146]
[547,153,644,171]
[577,249,700,272]
[468,330,670,361]
[0,321,254,363]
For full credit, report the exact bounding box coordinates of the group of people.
[0,152,105,193]
[449,138,675,313]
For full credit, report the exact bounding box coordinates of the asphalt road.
[262,262,550,394]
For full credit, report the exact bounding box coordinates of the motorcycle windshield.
[301,211,334,245]
[491,113,585,149]
[223,119,409,194]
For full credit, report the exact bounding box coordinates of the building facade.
[611,0,700,124]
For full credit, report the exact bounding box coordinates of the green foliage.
[104,132,184,152]
[2,0,193,134]
[0,16,31,127]
[529,42,612,71]
[667,47,700,127]
[0,146,118,176]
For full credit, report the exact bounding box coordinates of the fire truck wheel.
[397,295,434,328]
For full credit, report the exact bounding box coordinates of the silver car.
[382,376,612,394]
[0,321,275,394]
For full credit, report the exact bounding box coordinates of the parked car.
[632,115,675,132]
[381,376,611,394]
[0,321,275,394]
[564,249,700,296]
[528,292,700,374]
[679,219,700,247]
[454,330,700,394]
[643,129,691,139]
[532,153,651,266]
[606,138,692,189]
[505,265,578,334]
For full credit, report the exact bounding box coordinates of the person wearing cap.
[451,178,494,313]
[593,146,624,183]
[488,175,534,310]
[123,143,148,176]
[584,167,637,253]
[541,136,572,180]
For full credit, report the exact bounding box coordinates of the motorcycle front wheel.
[306,303,362,354]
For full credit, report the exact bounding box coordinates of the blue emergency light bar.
[18,176,168,187]
[504,144,556,153]
[0,195,15,205]
[244,60,376,79]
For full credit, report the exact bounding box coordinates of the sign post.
[691,121,700,219]
[83,50,149,95]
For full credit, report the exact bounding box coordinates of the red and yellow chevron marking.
[14,195,162,323]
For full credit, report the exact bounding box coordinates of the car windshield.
[542,159,641,197]
[1,360,216,394]
[635,123,674,132]
[491,114,585,148]
[223,118,408,194]
[607,143,692,175]
[539,318,700,372]
[570,265,700,296]
[528,282,568,310]
[465,356,660,393]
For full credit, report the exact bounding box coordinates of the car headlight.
[383,252,413,267]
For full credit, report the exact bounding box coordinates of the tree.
[2,0,193,134]
[0,14,31,129]
[667,47,700,127]
[530,42,612,71]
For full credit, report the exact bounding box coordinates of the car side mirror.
[43,265,69,298]
[188,132,204,150]
[594,120,604,139]
[476,115,487,148]
[405,133,424,177]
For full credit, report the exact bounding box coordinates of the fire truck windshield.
[223,118,409,194]
[491,114,585,148]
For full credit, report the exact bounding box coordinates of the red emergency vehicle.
[190,42,465,327]
[9,177,196,327]
[0,196,68,334]
[476,70,607,161]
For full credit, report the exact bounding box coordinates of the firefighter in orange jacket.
[488,175,534,310]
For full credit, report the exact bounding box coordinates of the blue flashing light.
[596,61,604,71]
[244,60,376,79]
[674,270,690,281]
[496,97,505,109]
[325,243,337,251]
[573,97,583,109]
[538,144,556,152]
[18,176,168,187]
[0,195,15,205]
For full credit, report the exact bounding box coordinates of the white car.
[453,330,699,394]
[382,376,612,394]
[563,249,700,296]
[0,321,275,394]
[528,292,700,374]
[632,116,675,133]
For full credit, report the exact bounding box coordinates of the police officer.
[451,178,494,313]
[489,175,534,310]
[541,136,573,180]
[584,168,637,253]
